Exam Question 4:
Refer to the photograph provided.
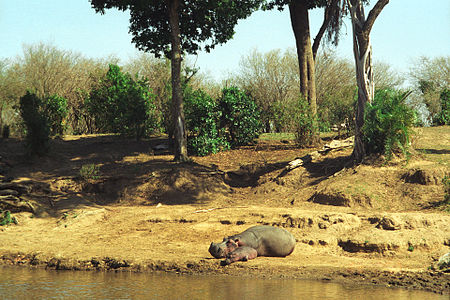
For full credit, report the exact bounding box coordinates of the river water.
[0,266,446,300]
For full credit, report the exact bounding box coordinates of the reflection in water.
[0,266,446,300]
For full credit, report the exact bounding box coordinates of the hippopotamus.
[209,225,296,265]
[222,246,258,266]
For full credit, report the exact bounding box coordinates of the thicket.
[2,43,448,159]
[45,94,68,136]
[219,87,261,148]
[19,91,50,156]
[434,89,449,125]
[292,97,319,147]
[86,64,157,140]
[184,86,261,156]
[363,89,416,161]
[408,56,450,125]
[184,87,229,156]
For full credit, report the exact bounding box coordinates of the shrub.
[271,97,300,133]
[19,91,50,156]
[45,94,68,136]
[434,88,449,125]
[79,164,100,180]
[184,88,229,156]
[0,210,18,226]
[219,87,261,148]
[86,64,157,140]
[317,87,356,134]
[363,89,416,161]
[293,96,318,147]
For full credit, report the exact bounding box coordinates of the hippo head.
[209,238,239,259]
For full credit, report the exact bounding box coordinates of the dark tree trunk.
[167,0,188,162]
[347,0,389,163]
[289,1,319,144]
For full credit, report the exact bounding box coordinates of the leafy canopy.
[90,0,263,57]
[263,0,328,10]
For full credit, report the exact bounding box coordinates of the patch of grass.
[259,132,295,141]
[79,164,101,180]
[57,211,79,227]
[413,126,449,165]
[0,210,18,226]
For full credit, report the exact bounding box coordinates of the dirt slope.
[0,126,449,294]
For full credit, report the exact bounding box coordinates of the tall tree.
[346,0,389,162]
[264,0,346,143]
[90,0,262,162]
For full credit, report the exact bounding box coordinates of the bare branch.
[312,0,339,60]
[363,0,389,35]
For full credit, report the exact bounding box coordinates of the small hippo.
[221,246,258,266]
[209,225,296,265]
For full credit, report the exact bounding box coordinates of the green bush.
[45,94,68,136]
[86,64,157,140]
[317,87,356,134]
[0,210,18,226]
[270,97,300,133]
[293,96,318,147]
[363,89,416,161]
[184,88,229,156]
[434,88,449,125]
[79,164,100,180]
[219,87,261,148]
[19,91,50,156]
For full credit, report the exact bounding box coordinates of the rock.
[152,144,169,151]
[437,252,450,271]
[401,168,444,185]
[376,216,402,230]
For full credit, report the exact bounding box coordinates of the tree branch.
[312,0,339,60]
[363,0,389,35]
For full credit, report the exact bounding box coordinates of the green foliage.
[90,1,263,57]
[184,86,261,155]
[45,94,68,136]
[271,98,299,133]
[86,64,157,140]
[219,87,262,148]
[317,88,355,134]
[0,210,18,226]
[79,164,100,180]
[293,96,319,147]
[19,91,50,156]
[434,89,449,125]
[184,87,229,156]
[263,0,328,11]
[363,89,416,161]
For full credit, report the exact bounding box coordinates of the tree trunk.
[167,0,188,162]
[347,0,389,163]
[289,1,319,144]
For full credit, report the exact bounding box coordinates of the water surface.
[0,266,446,300]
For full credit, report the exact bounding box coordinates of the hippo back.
[241,225,295,257]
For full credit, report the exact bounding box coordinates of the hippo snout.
[209,242,225,258]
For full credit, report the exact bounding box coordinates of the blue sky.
[1,1,449,81]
